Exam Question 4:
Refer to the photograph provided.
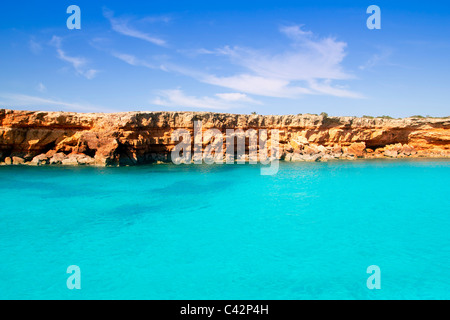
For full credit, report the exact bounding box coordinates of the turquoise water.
[0,159,449,300]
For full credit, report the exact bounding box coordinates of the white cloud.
[308,80,363,98]
[105,24,362,105]
[50,36,99,80]
[215,92,261,104]
[152,89,260,110]
[205,74,312,98]
[103,9,166,47]
[194,25,361,99]
[280,25,314,39]
[0,93,113,113]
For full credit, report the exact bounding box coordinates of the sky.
[0,0,449,117]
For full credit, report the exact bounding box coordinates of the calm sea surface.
[0,159,449,299]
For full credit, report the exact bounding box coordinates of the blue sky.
[0,0,449,116]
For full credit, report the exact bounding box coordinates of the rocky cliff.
[0,109,449,166]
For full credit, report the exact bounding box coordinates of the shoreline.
[1,109,449,167]
[1,156,449,168]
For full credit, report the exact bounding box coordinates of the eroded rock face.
[344,142,367,158]
[0,109,449,166]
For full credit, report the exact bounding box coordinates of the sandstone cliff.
[0,109,449,166]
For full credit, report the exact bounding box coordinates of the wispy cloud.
[139,15,172,24]
[205,74,312,98]
[112,52,156,69]
[152,89,261,110]
[215,92,261,104]
[36,83,47,93]
[107,24,362,101]
[173,25,362,99]
[359,47,393,71]
[308,80,361,98]
[197,26,360,98]
[29,38,42,55]
[50,36,99,80]
[0,93,113,113]
[103,8,167,47]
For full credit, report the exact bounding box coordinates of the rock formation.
[0,109,449,166]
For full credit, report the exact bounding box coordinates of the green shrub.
[377,115,394,119]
